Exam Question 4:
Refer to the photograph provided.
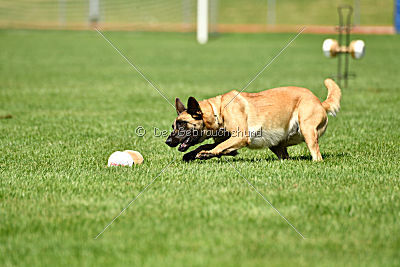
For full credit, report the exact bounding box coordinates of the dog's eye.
[176,121,186,128]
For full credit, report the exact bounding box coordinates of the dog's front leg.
[183,143,218,162]
[196,137,247,160]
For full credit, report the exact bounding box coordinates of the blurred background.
[0,0,396,33]
[1,1,400,266]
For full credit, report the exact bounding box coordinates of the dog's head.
[165,97,206,152]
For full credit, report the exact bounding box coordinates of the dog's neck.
[209,101,221,126]
[199,96,223,130]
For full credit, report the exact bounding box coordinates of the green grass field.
[1,29,400,266]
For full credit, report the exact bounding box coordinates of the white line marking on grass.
[94,27,175,110]
[227,159,306,239]
[94,157,177,239]
[224,26,306,110]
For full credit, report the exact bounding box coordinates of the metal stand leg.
[337,5,353,88]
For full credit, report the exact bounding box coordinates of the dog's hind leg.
[302,128,322,161]
[269,145,289,160]
[299,106,327,161]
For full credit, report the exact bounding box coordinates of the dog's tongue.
[178,138,190,152]
[179,143,188,150]
[178,143,188,152]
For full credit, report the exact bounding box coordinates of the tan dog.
[165,79,341,161]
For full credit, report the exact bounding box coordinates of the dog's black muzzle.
[165,131,201,152]
[165,135,180,147]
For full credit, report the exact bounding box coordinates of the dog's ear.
[175,98,186,114]
[187,97,202,119]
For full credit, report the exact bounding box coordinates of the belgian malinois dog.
[166,79,341,161]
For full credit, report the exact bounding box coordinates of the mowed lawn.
[0,29,399,266]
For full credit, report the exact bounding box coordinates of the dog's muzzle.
[165,134,199,152]
[165,136,179,147]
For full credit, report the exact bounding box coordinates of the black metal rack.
[336,5,355,87]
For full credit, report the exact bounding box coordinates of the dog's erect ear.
[187,97,202,119]
[175,98,186,114]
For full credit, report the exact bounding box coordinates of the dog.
[166,79,341,161]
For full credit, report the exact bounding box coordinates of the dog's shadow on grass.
[288,152,348,161]
[184,151,349,163]
[230,151,349,163]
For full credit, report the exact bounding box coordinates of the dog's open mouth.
[178,137,191,152]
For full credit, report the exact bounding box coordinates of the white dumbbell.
[349,40,365,59]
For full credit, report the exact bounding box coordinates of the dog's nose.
[165,137,173,146]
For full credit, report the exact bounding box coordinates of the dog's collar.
[209,102,221,127]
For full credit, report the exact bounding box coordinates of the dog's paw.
[195,150,216,160]
[225,150,238,157]
[183,151,197,162]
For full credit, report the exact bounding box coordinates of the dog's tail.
[322,78,341,116]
